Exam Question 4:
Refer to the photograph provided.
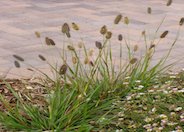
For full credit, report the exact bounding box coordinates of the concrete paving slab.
[0,0,184,78]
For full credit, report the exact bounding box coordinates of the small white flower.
[143,124,151,128]
[180,114,184,119]
[136,94,141,98]
[163,90,169,94]
[174,107,182,112]
[118,118,124,121]
[151,107,156,113]
[168,90,172,93]
[147,128,153,132]
[86,97,91,102]
[143,106,148,110]
[135,80,141,83]
[167,86,171,90]
[139,104,143,108]
[123,82,129,85]
[99,117,106,123]
[118,112,125,117]
[170,112,176,117]
[144,117,152,123]
[152,123,158,127]
[172,88,178,92]
[159,114,167,119]
[125,76,130,79]
[161,119,168,126]
[167,122,177,126]
[115,129,122,132]
[180,118,184,122]
[148,89,154,93]
[153,85,159,88]
[126,96,132,100]
[178,89,184,93]
[170,75,176,79]
[158,127,163,130]
[138,85,144,89]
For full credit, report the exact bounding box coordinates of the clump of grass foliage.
[0,3,184,131]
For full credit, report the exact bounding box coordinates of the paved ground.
[0,0,184,78]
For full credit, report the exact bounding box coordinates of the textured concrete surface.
[0,0,184,78]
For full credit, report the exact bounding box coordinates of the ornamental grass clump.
[0,3,183,131]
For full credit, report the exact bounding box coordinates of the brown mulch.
[0,78,48,111]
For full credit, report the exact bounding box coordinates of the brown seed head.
[66,32,71,38]
[72,22,79,31]
[124,17,129,25]
[133,45,138,52]
[67,45,75,51]
[89,61,94,67]
[147,7,152,14]
[130,58,138,64]
[84,57,89,64]
[106,31,112,39]
[88,49,94,56]
[59,64,67,75]
[72,57,77,64]
[114,14,122,24]
[149,44,155,49]
[95,41,103,49]
[142,30,146,36]
[38,54,46,61]
[160,31,169,38]
[45,37,56,46]
[13,55,24,62]
[166,0,172,6]
[78,42,83,48]
[62,23,70,34]
[14,61,20,68]
[35,31,41,38]
[147,49,154,58]
[118,34,123,41]
[27,68,34,71]
[100,25,107,35]
[179,17,184,26]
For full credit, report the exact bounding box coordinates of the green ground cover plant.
[0,1,184,131]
